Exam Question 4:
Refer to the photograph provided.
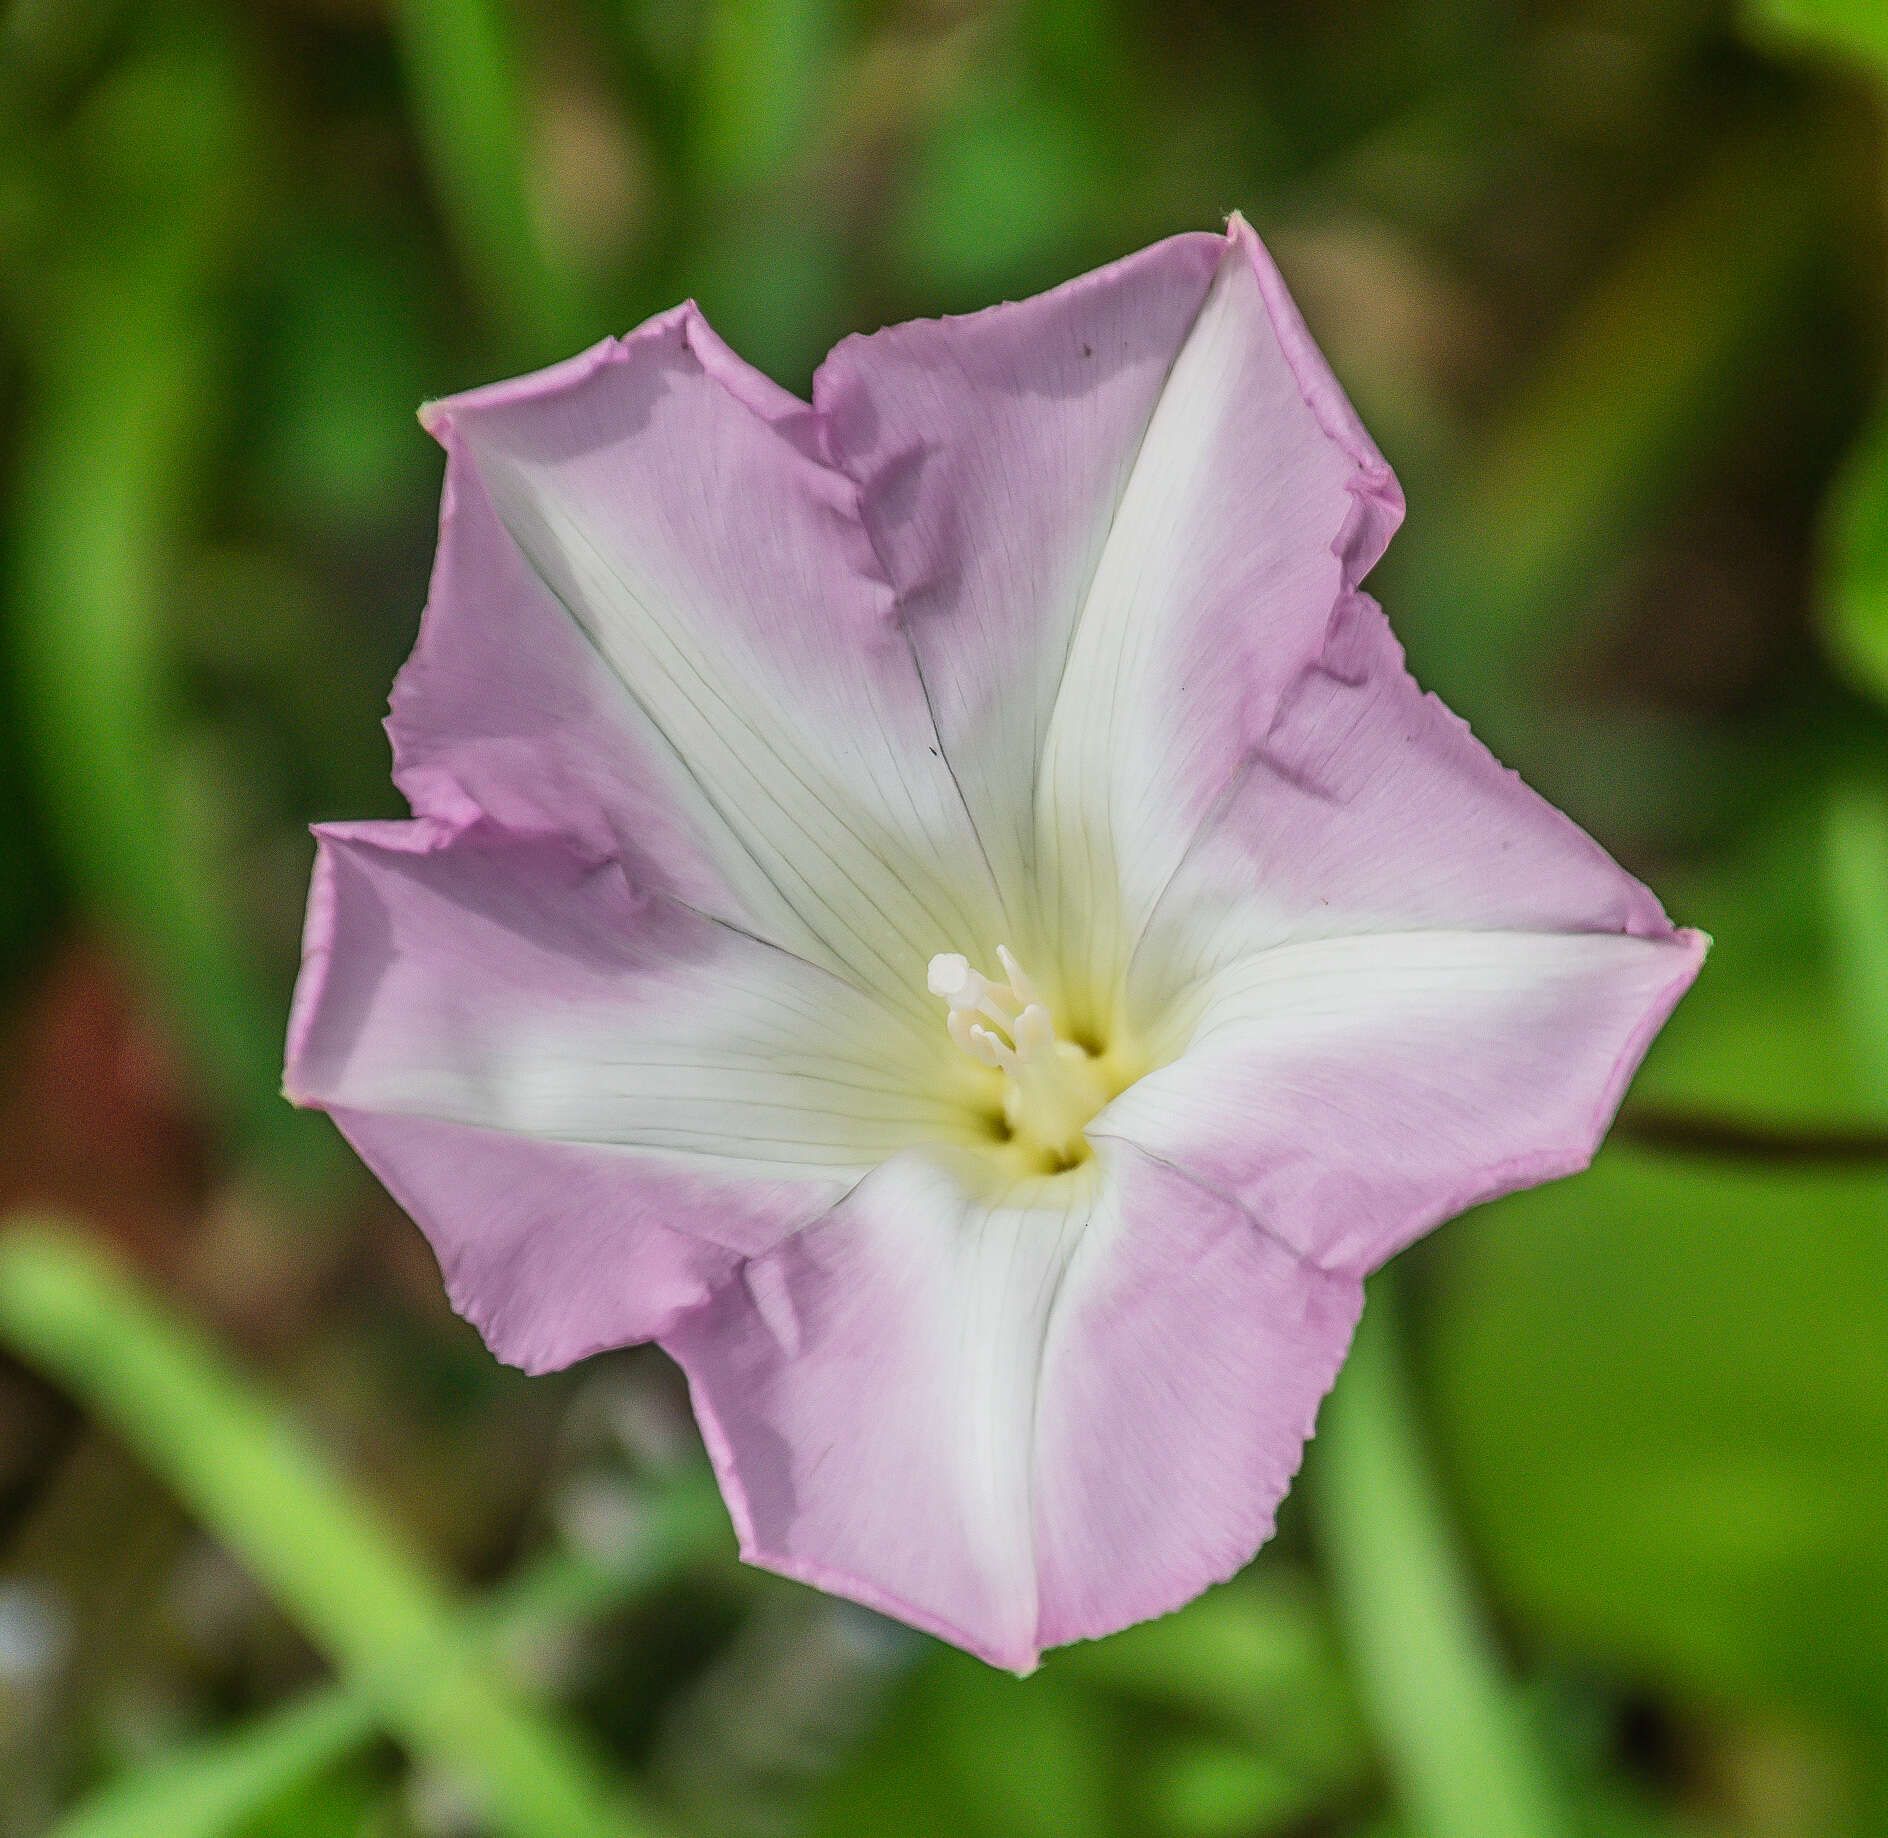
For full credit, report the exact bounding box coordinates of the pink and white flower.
[285,217,1704,1671]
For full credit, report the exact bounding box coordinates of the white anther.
[927,953,984,1010]
[996,945,1039,1007]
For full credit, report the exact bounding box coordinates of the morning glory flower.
[284,217,1704,1671]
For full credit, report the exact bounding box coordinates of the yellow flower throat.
[928,947,1133,1175]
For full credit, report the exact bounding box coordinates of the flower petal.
[1125,590,1680,1015]
[1097,927,1707,1276]
[1029,1149,1362,1651]
[1032,218,1402,999]
[426,309,1009,1027]
[383,423,758,920]
[328,1108,744,1374]
[813,229,1226,932]
[665,1143,1361,1671]
[286,819,974,1200]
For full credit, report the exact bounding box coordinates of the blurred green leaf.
[1316,1278,1576,1838]
[1815,410,1888,706]
[674,0,850,388]
[1631,799,1881,1130]
[1743,2,1888,717]
[1822,782,1888,1104]
[233,1761,384,1838]
[1750,0,1888,70]
[47,1472,729,1838]
[810,1645,1121,1838]
[1147,1742,1312,1838]
[819,1568,1370,1838]
[929,1655,1119,1838]
[0,1221,668,1838]
[1056,1569,1368,1795]
[256,227,436,534]
[1428,1140,1888,1745]
[390,0,593,361]
[8,27,322,1161]
[231,1759,384,1838]
[1388,114,1833,751]
[47,1695,378,1838]
[692,0,837,188]
[898,82,1099,301]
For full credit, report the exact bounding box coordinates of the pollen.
[928,947,1118,1172]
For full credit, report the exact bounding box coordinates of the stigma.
[927,948,1114,1170]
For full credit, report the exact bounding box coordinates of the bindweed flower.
[285,218,1704,1671]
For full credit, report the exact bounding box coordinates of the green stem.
[1314,1273,1572,1838]
[0,1220,670,1838]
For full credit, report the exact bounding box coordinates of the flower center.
[928,947,1115,1172]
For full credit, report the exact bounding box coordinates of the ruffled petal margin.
[286,817,983,1368]
[424,307,1010,1030]
[1125,589,1683,1017]
[329,1109,744,1375]
[665,1142,1361,1672]
[1030,217,1403,1002]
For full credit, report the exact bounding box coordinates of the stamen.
[996,945,1039,1007]
[968,1023,1017,1072]
[927,953,984,1010]
[1014,1004,1056,1057]
[926,948,1113,1169]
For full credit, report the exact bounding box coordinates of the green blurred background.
[2,0,1888,1833]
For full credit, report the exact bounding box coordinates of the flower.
[284,216,1705,1672]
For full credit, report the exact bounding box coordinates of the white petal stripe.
[1035,230,1375,1007]
[440,318,1013,1029]
[289,825,974,1180]
[1096,926,1705,1275]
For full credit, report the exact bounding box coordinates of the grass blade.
[0,1219,671,1838]
[1315,1275,1573,1838]
[390,0,592,359]
[44,1474,730,1838]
